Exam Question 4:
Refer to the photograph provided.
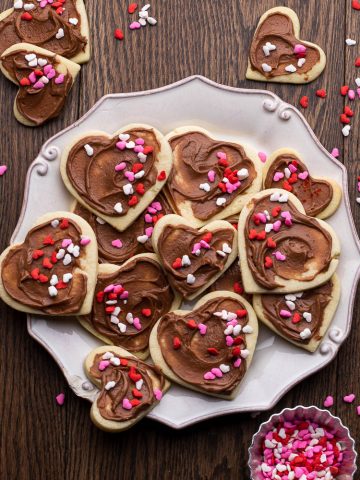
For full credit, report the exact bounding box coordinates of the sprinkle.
[137,234,148,244]
[294,44,306,55]
[348,89,356,100]
[122,399,132,409]
[323,395,334,408]
[198,323,207,335]
[300,328,312,340]
[114,28,124,40]
[56,28,65,39]
[84,144,93,156]
[357,406,360,416]
[55,393,65,406]
[216,197,226,207]
[128,2,138,13]
[14,1,24,9]
[63,254,72,266]
[208,170,215,182]
[237,168,249,180]
[0,165,7,176]
[298,95,308,108]
[147,17,157,26]
[342,125,351,137]
[343,393,356,403]
[129,21,141,30]
[123,183,134,196]
[285,64,297,73]
[280,309,292,318]
[48,286,58,297]
[199,183,210,192]
[297,58,306,68]
[262,41,276,56]
[181,254,191,267]
[111,239,123,249]
[261,63,272,73]
[157,170,166,181]
[242,325,253,334]
[258,151,267,163]
[316,89,327,98]
[114,202,123,213]
[303,312,312,323]
[346,38,357,46]
[331,148,340,158]
[80,236,91,246]
[186,274,196,285]
[21,12,32,20]
[154,388,163,401]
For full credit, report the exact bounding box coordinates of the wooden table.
[1,1,359,478]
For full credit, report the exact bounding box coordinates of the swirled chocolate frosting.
[249,12,321,79]
[209,260,252,302]
[157,223,235,298]
[1,49,73,125]
[260,280,333,344]
[89,351,165,422]
[82,256,174,353]
[245,194,333,289]
[66,128,161,217]
[0,0,87,59]
[157,297,254,395]
[1,217,89,314]
[167,131,257,221]
[263,153,333,217]
[73,192,173,264]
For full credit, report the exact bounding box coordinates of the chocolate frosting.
[157,223,235,298]
[90,351,165,422]
[157,297,251,395]
[245,195,333,289]
[1,217,88,314]
[209,260,252,302]
[0,0,87,59]
[167,132,257,221]
[1,49,73,125]
[249,12,321,79]
[73,192,173,264]
[263,153,333,217]
[66,129,161,217]
[82,256,174,353]
[261,280,333,344]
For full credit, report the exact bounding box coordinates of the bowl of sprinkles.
[248,406,357,480]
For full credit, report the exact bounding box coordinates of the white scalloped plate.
[12,76,360,429]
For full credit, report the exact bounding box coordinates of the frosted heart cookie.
[164,126,262,227]
[0,0,90,64]
[149,291,258,399]
[253,275,340,352]
[0,212,97,315]
[152,214,238,300]
[208,260,252,302]
[73,192,173,264]
[238,189,340,294]
[263,148,341,219]
[84,346,170,432]
[79,254,181,359]
[0,43,80,126]
[246,7,326,84]
[61,124,173,232]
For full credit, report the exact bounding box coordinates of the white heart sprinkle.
[237,168,249,180]
[219,364,230,373]
[55,28,65,40]
[342,125,351,137]
[270,192,280,202]
[105,381,116,391]
[240,349,249,359]
[141,4,151,11]
[56,249,65,260]
[222,243,232,254]
[84,144,94,156]
[279,193,288,203]
[355,77,360,88]
[126,141,135,149]
[63,254,72,266]
[69,18,79,26]
[181,255,191,267]
[110,357,121,366]
[295,292,303,298]
[346,38,356,46]
[139,10,148,18]
[136,379,144,390]
[118,323,127,333]
[48,286,58,297]
[265,439,275,449]
[186,274,196,285]
[72,245,80,257]
[51,219,59,228]
[303,312,312,323]
[28,59,38,67]
[199,183,211,192]
[216,250,226,257]
[224,325,233,336]
[24,3,35,10]
[113,307,121,316]
[50,275,58,286]
[96,216,106,224]
[139,18,147,26]
[285,64,297,73]
[123,183,134,196]
[285,294,296,301]
[135,171,145,179]
[242,325,253,334]
[25,53,36,61]
[300,328,312,340]
[39,76,49,84]
[63,273,73,283]
[233,324,242,336]
[261,63,272,73]
[286,300,296,311]
[114,202,123,213]
[284,167,291,179]
[102,352,114,360]
[38,58,48,67]
[126,312,134,324]
[147,16,157,25]
[297,58,306,68]
[110,316,119,325]
[137,235,149,244]
[216,197,226,207]
[265,223,273,233]
[13,0,23,9]
[119,133,130,141]
[138,152,147,163]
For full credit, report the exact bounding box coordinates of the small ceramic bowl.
[248,405,357,480]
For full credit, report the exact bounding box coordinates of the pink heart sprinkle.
[192,242,202,254]
[233,358,242,368]
[294,44,307,54]
[288,163,298,173]
[104,284,115,293]
[273,251,286,261]
[62,238,72,248]
[120,290,129,299]
[151,201,162,211]
[144,214,152,223]
[228,319,238,326]
[357,87,360,98]
[211,368,223,378]
[273,172,284,182]
[343,394,355,403]
[203,372,216,380]
[348,89,355,100]
[34,81,44,89]
[200,240,210,249]
[357,406,360,416]
[113,284,123,294]
[198,323,207,335]
[298,171,309,180]
[122,398,132,410]
[147,207,157,214]
[55,393,65,406]
[43,64,53,75]
[145,227,153,237]
[112,239,123,249]
[129,21,141,30]
[273,220,282,232]
[226,335,234,347]
[280,309,292,318]
[99,360,110,371]
[80,236,91,246]
[125,171,135,182]
[133,145,144,153]
[115,162,126,172]
[135,138,145,145]
[216,151,227,160]
[133,318,142,330]
[153,388,163,401]
[257,212,267,224]
[116,141,126,150]
[324,395,334,408]
[0,165,7,176]
[47,69,56,80]
[54,74,65,85]
[258,151,267,163]
[331,148,340,158]
[28,72,36,83]
[208,170,215,182]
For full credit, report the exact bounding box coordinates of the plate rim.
[13,74,360,428]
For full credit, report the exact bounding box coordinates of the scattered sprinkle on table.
[0,165,7,176]
[55,393,65,406]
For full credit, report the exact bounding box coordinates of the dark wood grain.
[0,1,359,479]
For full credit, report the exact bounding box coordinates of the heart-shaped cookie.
[149,291,258,399]
[152,214,238,300]
[253,274,340,352]
[78,253,181,359]
[61,124,173,232]
[0,43,80,126]
[84,345,170,432]
[238,189,340,294]
[246,7,326,84]
[164,126,262,227]
[0,211,98,315]
[72,192,173,264]
[0,0,90,64]
[263,148,342,219]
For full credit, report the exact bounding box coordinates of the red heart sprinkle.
[355,57,360,67]
[187,319,197,329]
[207,347,219,356]
[256,230,266,240]
[233,336,244,345]
[218,182,227,193]
[232,346,241,357]
[128,2,138,13]
[31,268,40,280]
[108,293,117,300]
[105,306,115,313]
[157,171,166,181]
[42,258,53,269]
[233,282,244,294]
[157,213,164,221]
[282,180,293,192]
[288,173,298,184]
[129,367,142,382]
[32,249,44,260]
[130,399,141,407]
[173,337,181,349]
[264,256,273,268]
[56,281,67,289]
[132,163,143,173]
[272,206,281,217]
[114,28,124,40]
[152,215,158,223]
[352,0,360,9]
[248,229,257,240]
[60,219,69,229]
[218,158,229,168]
[96,291,104,303]
[236,309,247,318]
[34,69,43,77]
[141,308,152,317]
[299,96,309,108]
[143,146,154,155]
[135,183,145,195]
[20,78,31,86]
[344,106,354,117]
[43,235,54,246]
[120,359,128,366]
[132,388,143,398]
[292,312,301,324]
[267,238,277,249]
[340,114,351,125]
[316,89,327,98]
[202,232,212,243]
[50,251,58,264]
[128,195,138,206]
[172,258,182,269]
[55,6,64,14]
[340,85,349,96]
[21,12,32,20]
[39,274,48,283]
